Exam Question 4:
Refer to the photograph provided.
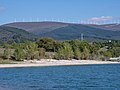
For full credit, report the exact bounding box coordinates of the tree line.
[0,37,120,61]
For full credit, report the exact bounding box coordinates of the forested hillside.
[4,22,120,41]
[0,26,38,44]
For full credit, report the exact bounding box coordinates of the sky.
[0,0,120,25]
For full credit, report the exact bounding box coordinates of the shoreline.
[0,59,120,68]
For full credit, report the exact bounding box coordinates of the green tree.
[81,47,90,60]
[56,47,64,60]
[36,37,60,52]
[56,42,74,60]
[69,40,81,51]
[3,48,11,60]
[24,41,38,60]
[103,51,112,58]
[89,45,99,55]
[14,48,25,61]
[109,47,120,57]
[74,47,81,60]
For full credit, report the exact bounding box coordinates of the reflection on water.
[0,64,120,90]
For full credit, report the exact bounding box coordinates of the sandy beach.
[0,59,120,68]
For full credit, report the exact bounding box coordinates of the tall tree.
[74,47,81,60]
[36,37,60,52]
[14,48,25,61]
[103,51,112,58]
[81,46,90,60]
[3,48,11,60]
[56,42,74,60]
[24,41,38,60]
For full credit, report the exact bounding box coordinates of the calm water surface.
[0,64,120,90]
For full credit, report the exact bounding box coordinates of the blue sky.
[0,0,120,24]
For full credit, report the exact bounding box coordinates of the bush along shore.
[0,37,120,62]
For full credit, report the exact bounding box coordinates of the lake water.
[0,64,120,90]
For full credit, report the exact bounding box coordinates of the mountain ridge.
[2,21,120,41]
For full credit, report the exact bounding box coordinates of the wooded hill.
[1,21,120,44]
[0,26,38,44]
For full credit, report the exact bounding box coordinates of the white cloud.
[81,16,120,24]
[89,16,113,21]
